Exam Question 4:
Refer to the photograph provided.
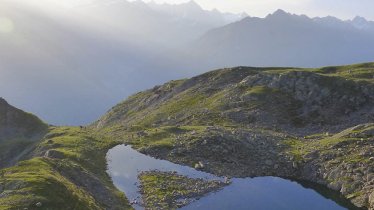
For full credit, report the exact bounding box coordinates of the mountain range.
[189,9,374,68]
[0,0,373,125]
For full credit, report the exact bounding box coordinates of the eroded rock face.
[235,71,374,134]
[294,125,374,209]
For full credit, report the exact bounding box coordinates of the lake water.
[106,145,360,210]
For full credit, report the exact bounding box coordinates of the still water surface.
[107,145,358,210]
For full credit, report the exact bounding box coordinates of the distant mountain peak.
[240,12,249,18]
[353,16,367,22]
[352,16,371,25]
[272,9,290,17]
[182,0,202,10]
[186,0,198,6]
[145,0,245,27]
[350,15,374,31]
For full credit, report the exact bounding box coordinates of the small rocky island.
[138,171,228,209]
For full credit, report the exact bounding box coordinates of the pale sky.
[15,0,374,21]
[142,0,374,20]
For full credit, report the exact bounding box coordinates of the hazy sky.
[141,0,374,20]
[16,0,374,20]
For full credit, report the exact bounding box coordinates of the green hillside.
[94,62,374,209]
[0,98,48,169]
[0,63,373,209]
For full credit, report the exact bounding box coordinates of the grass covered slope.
[0,98,47,140]
[96,63,373,134]
[95,63,374,209]
[0,100,131,209]
[0,126,131,210]
[0,98,48,169]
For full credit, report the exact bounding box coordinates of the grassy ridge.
[0,127,131,210]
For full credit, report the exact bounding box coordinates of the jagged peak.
[240,12,249,18]
[185,0,199,6]
[352,16,368,23]
[271,9,290,17]
[181,0,202,9]
[211,8,220,13]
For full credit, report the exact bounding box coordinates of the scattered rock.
[194,161,204,169]
[274,164,279,169]
[292,162,298,169]
[44,150,65,159]
[265,160,273,166]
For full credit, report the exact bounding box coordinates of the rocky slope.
[97,64,373,133]
[0,98,47,168]
[95,62,374,209]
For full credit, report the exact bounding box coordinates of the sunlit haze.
[1,0,373,125]
[138,0,374,20]
[0,0,373,209]
[15,0,374,20]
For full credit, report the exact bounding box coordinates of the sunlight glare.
[0,17,14,33]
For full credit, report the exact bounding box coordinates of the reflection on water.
[107,145,357,210]
[181,177,356,210]
[106,145,218,209]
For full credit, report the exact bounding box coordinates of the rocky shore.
[137,124,374,209]
[138,171,228,210]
